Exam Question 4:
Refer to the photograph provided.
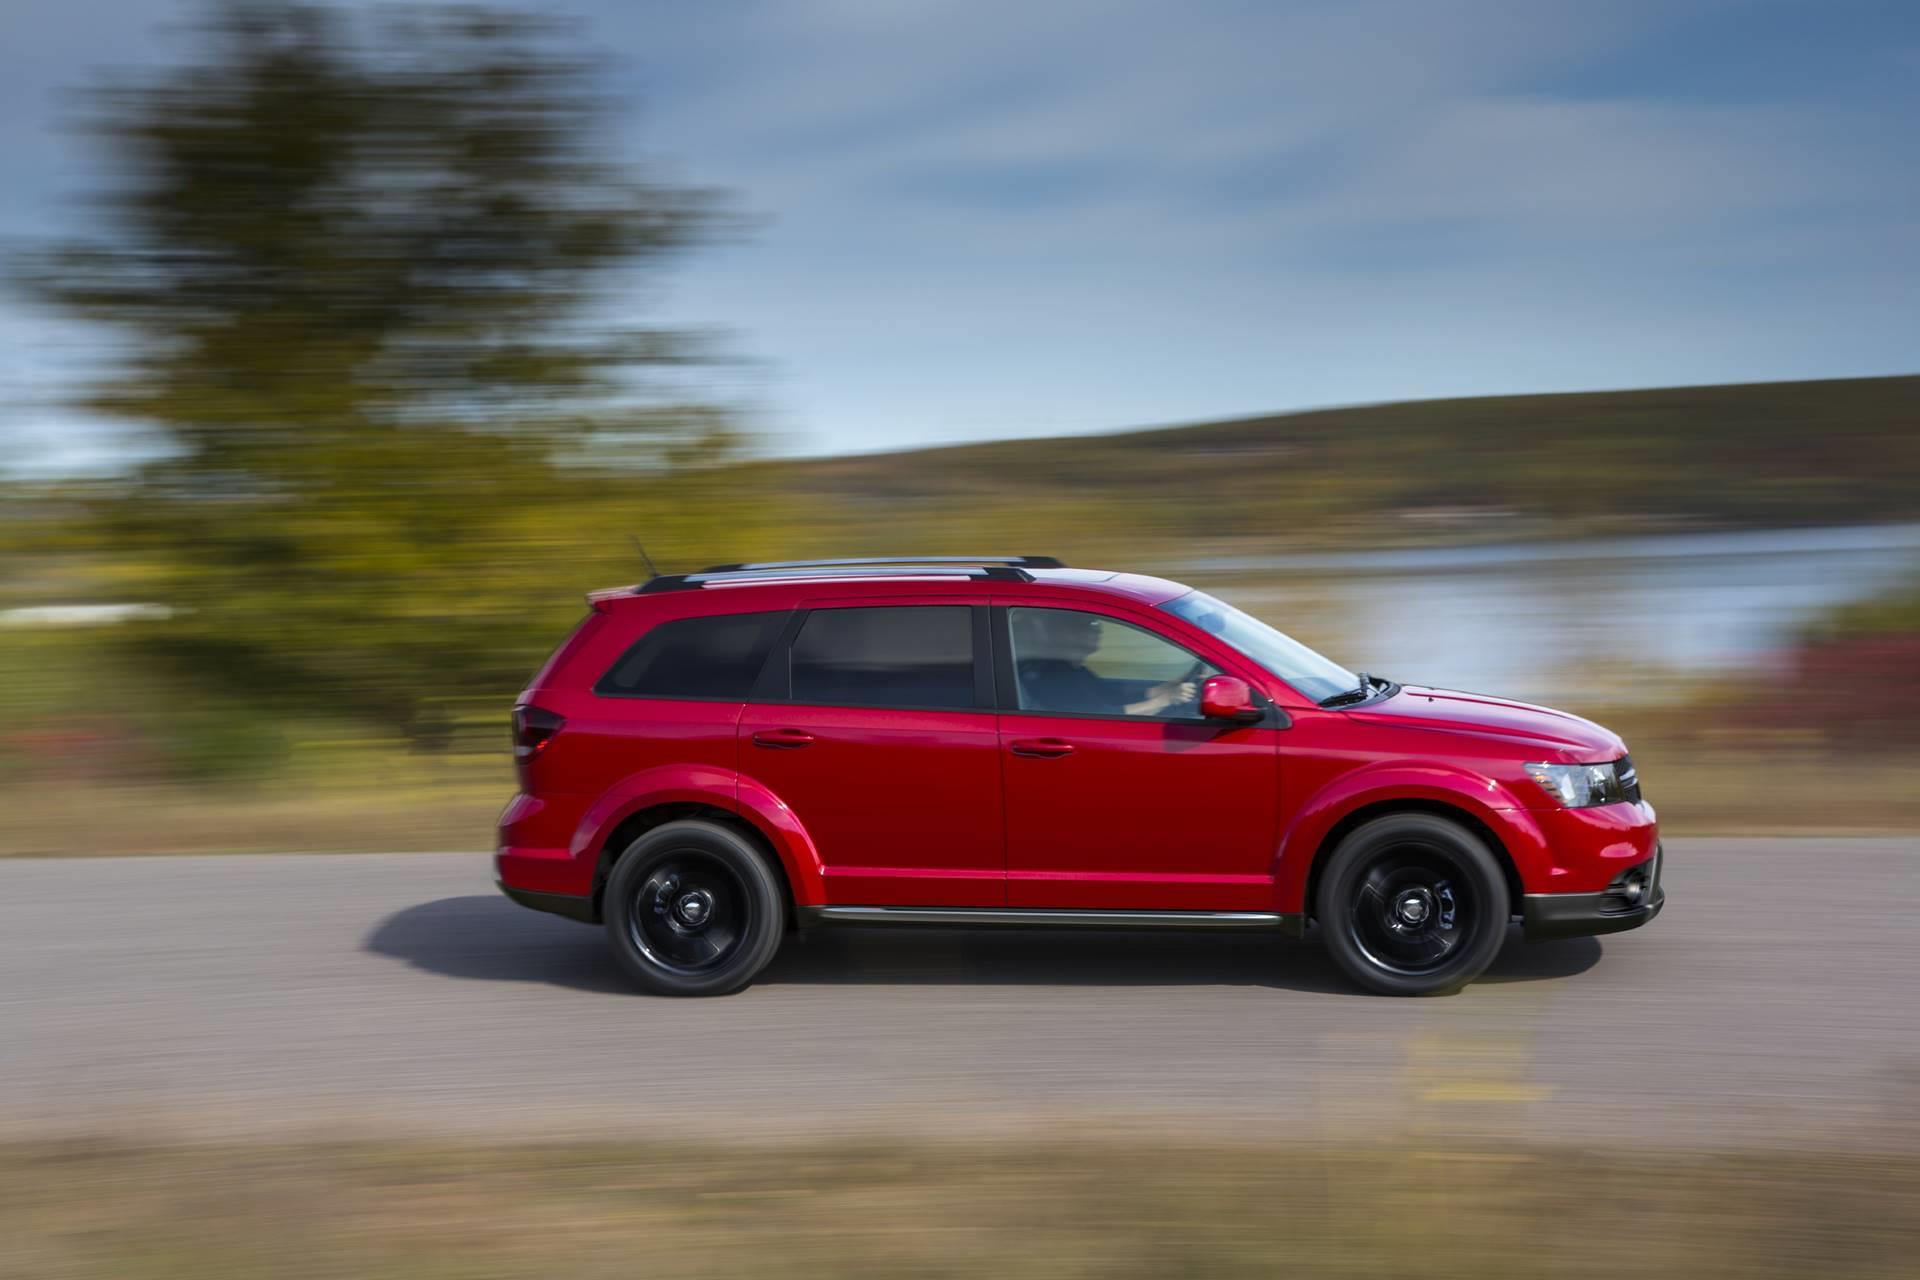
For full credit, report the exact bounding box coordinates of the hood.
[1350,685,1624,760]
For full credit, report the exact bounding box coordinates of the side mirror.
[1200,674,1264,724]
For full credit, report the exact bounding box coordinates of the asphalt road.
[2,839,1916,1149]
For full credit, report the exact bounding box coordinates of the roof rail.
[634,554,1066,595]
[698,555,1065,573]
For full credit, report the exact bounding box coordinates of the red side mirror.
[1200,675,1263,724]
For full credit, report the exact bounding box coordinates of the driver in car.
[1013,610,1201,718]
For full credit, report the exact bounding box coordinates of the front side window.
[789,606,978,710]
[1009,607,1217,719]
[596,611,785,699]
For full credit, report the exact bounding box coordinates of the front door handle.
[1009,738,1075,759]
[751,728,816,749]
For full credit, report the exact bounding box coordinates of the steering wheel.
[1166,659,1207,706]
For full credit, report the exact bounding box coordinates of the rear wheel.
[604,820,786,996]
[1316,814,1510,996]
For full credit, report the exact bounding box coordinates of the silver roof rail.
[699,555,1065,572]
[636,555,1066,595]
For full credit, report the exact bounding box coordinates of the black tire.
[1316,814,1510,996]
[603,820,786,996]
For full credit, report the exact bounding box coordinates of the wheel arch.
[568,763,820,925]
[591,803,799,929]
[1301,798,1524,923]
[1274,763,1547,917]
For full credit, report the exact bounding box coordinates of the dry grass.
[6,737,1920,857]
[0,778,506,856]
[1618,744,1920,834]
[1,1139,1915,1279]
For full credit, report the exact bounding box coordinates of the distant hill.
[755,374,1920,561]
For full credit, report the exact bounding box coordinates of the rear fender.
[734,775,829,906]
[572,763,828,908]
[571,763,738,867]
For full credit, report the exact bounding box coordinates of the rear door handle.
[751,728,816,749]
[1009,738,1075,759]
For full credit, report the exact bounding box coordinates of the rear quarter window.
[596,611,787,700]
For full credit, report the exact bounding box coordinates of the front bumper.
[1522,845,1665,940]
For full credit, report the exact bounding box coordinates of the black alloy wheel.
[605,820,786,996]
[628,854,750,976]
[1317,814,1510,996]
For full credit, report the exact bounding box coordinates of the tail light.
[512,704,566,768]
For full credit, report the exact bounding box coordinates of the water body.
[1190,524,1920,704]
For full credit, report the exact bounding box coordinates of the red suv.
[498,556,1662,996]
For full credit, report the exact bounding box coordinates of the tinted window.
[1009,607,1217,719]
[789,606,977,710]
[596,611,784,699]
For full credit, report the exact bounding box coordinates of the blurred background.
[1,1,1917,1275]
[2,0,1915,854]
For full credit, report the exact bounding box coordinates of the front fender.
[1273,763,1549,913]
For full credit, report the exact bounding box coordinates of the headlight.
[1523,760,1630,808]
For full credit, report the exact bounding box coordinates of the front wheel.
[604,820,786,996]
[1316,814,1510,996]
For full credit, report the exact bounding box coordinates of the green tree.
[23,1,750,743]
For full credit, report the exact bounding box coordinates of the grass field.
[3,1139,1914,1279]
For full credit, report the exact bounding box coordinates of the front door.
[738,600,1004,907]
[996,604,1283,911]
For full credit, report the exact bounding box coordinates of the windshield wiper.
[1319,672,1377,708]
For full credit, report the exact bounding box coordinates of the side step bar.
[800,906,1305,935]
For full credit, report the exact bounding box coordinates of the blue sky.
[2,0,1916,472]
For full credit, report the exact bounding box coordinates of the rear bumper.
[497,879,598,925]
[1522,845,1665,940]
[495,792,596,896]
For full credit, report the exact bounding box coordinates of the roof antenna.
[629,536,661,582]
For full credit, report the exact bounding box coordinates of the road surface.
[2,839,1915,1148]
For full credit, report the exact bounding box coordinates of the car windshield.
[1159,590,1359,704]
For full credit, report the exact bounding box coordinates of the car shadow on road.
[363,895,634,996]
[365,895,1602,996]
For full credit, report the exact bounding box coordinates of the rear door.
[738,600,1004,907]
[994,603,1284,911]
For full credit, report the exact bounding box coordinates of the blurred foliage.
[1606,569,1920,757]
[757,374,1920,562]
[0,626,293,786]
[12,1,772,742]
[1769,572,1920,750]
[1809,571,1920,640]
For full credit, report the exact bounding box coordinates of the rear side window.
[596,611,785,699]
[789,606,977,710]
